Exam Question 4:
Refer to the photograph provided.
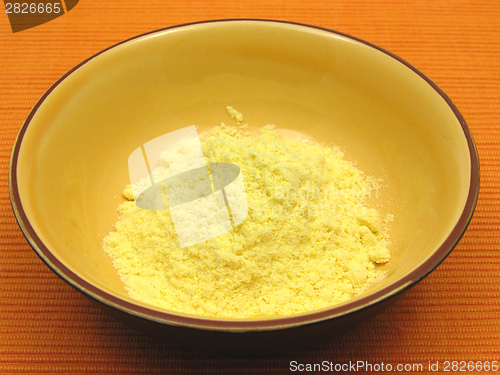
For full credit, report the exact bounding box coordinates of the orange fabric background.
[1,1,499,374]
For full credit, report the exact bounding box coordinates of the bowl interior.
[14,21,472,318]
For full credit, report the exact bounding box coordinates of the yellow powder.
[103,124,391,318]
[225,105,244,123]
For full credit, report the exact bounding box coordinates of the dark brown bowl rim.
[9,19,480,332]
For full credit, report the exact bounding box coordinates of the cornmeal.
[225,105,243,123]
[103,123,391,318]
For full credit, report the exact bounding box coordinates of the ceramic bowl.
[10,19,479,355]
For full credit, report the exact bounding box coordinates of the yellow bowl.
[10,19,479,354]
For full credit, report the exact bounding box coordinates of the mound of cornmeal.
[103,124,390,318]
